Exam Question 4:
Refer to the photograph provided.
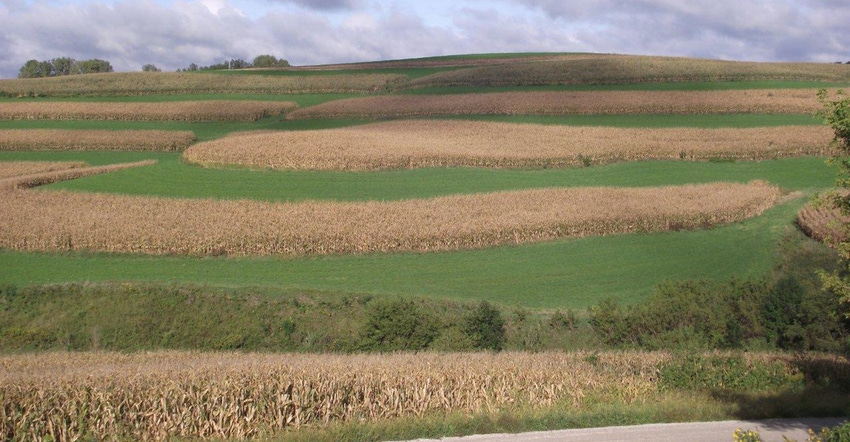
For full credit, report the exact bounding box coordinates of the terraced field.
[2,52,849,442]
[0,52,846,308]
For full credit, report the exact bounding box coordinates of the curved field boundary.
[287,89,822,119]
[0,161,88,179]
[406,55,850,88]
[0,160,157,191]
[0,129,196,152]
[0,72,407,97]
[185,120,835,171]
[0,101,297,122]
[0,181,780,257]
[797,198,848,247]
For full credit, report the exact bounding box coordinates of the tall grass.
[185,121,834,171]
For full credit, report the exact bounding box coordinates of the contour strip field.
[0,100,298,122]
[287,89,823,119]
[0,181,780,256]
[0,129,196,151]
[185,120,835,171]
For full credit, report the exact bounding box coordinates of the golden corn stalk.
[0,350,804,441]
[0,101,297,122]
[287,89,823,119]
[185,121,835,171]
[0,161,88,179]
[0,180,780,256]
[0,129,196,151]
[797,198,849,247]
[0,350,721,441]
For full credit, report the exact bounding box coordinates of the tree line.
[17,54,290,78]
[18,57,114,78]
[179,54,290,72]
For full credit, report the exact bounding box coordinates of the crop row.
[0,350,790,441]
[0,129,196,151]
[0,161,88,179]
[185,120,835,171]
[0,71,407,97]
[406,54,850,88]
[0,100,297,122]
[0,181,780,256]
[797,197,848,247]
[287,89,822,119]
[0,160,157,191]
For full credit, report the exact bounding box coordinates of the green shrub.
[463,301,506,351]
[357,298,439,352]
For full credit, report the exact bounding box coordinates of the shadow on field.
[712,355,850,421]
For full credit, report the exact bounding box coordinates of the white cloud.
[0,0,847,78]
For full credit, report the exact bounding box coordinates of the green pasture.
[0,154,832,202]
[0,196,808,310]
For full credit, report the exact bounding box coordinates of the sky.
[0,0,848,79]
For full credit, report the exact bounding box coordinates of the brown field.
[406,54,850,88]
[0,100,297,122]
[0,181,780,256]
[0,129,196,151]
[185,120,835,171]
[0,160,157,191]
[0,161,88,179]
[0,71,406,97]
[0,350,796,441]
[287,89,822,119]
[797,196,849,246]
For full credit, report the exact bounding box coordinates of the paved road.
[396,418,847,442]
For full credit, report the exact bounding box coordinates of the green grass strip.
[0,198,809,310]
[1,155,830,202]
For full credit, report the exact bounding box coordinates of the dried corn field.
[406,55,850,88]
[0,71,407,97]
[0,181,780,256]
[0,129,196,151]
[0,100,297,122]
[0,160,156,191]
[0,161,88,179]
[797,197,849,247]
[185,120,836,171]
[287,89,823,119]
[0,350,790,441]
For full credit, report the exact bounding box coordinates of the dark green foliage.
[462,301,506,351]
[589,274,849,351]
[820,421,850,441]
[659,353,792,392]
[252,55,290,68]
[18,57,113,78]
[357,298,439,351]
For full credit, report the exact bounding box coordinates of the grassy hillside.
[2,52,850,442]
[0,52,846,309]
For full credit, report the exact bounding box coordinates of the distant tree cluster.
[179,55,290,72]
[18,57,114,78]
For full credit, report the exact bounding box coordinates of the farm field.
[1,53,847,306]
[3,52,850,441]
